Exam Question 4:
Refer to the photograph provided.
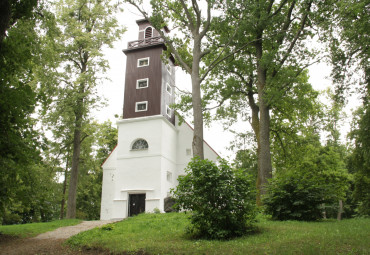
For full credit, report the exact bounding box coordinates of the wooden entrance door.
[129,194,146,217]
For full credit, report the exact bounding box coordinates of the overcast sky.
[92,4,361,160]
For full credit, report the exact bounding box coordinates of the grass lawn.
[67,213,370,255]
[0,219,82,238]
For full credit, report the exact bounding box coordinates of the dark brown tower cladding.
[122,19,175,124]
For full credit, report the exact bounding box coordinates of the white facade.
[100,115,219,220]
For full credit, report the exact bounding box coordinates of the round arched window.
[131,139,149,150]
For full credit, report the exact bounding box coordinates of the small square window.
[137,78,148,89]
[186,148,191,156]
[135,101,148,112]
[167,171,172,182]
[137,57,149,67]
[166,64,172,74]
[166,83,172,95]
[166,105,172,117]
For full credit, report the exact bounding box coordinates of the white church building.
[100,20,219,220]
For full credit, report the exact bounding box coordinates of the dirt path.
[0,220,118,255]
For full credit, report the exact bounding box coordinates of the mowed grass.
[67,213,370,255]
[0,219,82,238]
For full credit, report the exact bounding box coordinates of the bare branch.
[200,35,259,83]
[269,0,290,17]
[65,55,82,71]
[267,56,324,107]
[267,0,275,14]
[174,84,192,95]
[272,1,312,76]
[191,0,201,32]
[179,0,195,32]
[273,0,295,51]
[199,0,212,39]
[277,1,312,70]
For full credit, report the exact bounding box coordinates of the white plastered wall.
[101,115,219,220]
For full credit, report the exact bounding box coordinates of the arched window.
[131,139,149,150]
[145,27,152,38]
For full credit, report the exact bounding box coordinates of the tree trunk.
[66,80,85,218]
[66,114,82,219]
[191,37,204,159]
[337,200,343,221]
[255,38,273,204]
[60,155,69,219]
[247,82,262,205]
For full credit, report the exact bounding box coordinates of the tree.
[42,0,125,218]
[125,0,240,159]
[264,142,351,221]
[76,121,117,220]
[202,0,331,204]
[0,0,51,222]
[0,0,38,45]
[327,0,368,100]
[348,102,370,216]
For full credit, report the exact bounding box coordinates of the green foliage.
[0,219,81,237]
[348,104,370,216]
[67,212,370,254]
[1,162,62,225]
[153,208,161,214]
[264,144,352,221]
[233,149,258,180]
[100,223,114,231]
[172,158,257,239]
[75,121,118,220]
[0,4,45,222]
[263,170,329,221]
[327,0,368,99]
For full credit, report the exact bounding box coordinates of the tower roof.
[135,19,170,33]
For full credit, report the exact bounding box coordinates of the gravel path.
[0,220,119,255]
[35,220,118,240]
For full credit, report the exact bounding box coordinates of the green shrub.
[100,224,115,231]
[263,170,333,221]
[172,158,257,239]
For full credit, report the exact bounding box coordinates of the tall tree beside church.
[125,0,239,159]
[0,0,49,222]
[43,0,125,218]
[202,0,332,203]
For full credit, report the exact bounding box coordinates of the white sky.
[92,4,361,160]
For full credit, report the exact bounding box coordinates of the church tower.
[122,19,175,124]
[100,20,219,220]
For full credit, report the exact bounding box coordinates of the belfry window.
[132,139,149,150]
[145,27,153,38]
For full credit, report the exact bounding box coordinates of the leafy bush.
[263,169,351,221]
[263,170,329,221]
[172,158,257,239]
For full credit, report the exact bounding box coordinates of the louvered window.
[145,27,152,38]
